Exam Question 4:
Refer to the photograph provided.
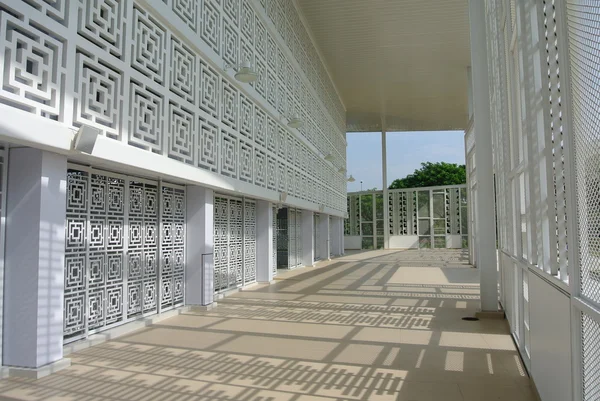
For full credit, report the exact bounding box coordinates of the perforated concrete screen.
[0,0,347,214]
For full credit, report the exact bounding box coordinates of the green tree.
[389,162,466,189]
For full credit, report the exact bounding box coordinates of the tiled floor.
[0,249,537,401]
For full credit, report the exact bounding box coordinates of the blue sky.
[346,131,466,192]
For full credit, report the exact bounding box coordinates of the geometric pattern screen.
[345,186,468,250]
[213,195,257,293]
[64,166,185,342]
[0,0,347,214]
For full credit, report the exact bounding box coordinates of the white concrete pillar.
[469,0,498,312]
[319,214,330,260]
[301,210,314,266]
[382,129,389,249]
[3,148,68,371]
[256,200,274,282]
[185,186,214,306]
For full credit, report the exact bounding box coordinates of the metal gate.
[314,213,321,261]
[272,206,278,276]
[63,166,185,343]
[288,208,303,269]
[213,195,257,293]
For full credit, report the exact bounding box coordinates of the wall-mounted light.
[319,204,325,212]
[347,175,356,183]
[72,124,100,154]
[224,60,258,83]
[287,113,304,129]
[280,113,304,129]
[279,191,288,203]
[324,153,334,162]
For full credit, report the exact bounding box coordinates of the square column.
[3,148,68,372]
[256,200,274,282]
[185,186,214,306]
[318,214,330,260]
[469,0,498,312]
[301,210,314,267]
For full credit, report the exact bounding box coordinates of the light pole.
[360,180,363,191]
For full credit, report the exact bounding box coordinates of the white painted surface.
[256,200,274,282]
[447,235,462,249]
[297,0,469,132]
[389,236,420,249]
[529,273,573,401]
[319,214,330,260]
[185,186,214,306]
[468,0,498,312]
[4,148,67,368]
[302,210,314,266]
[344,236,362,250]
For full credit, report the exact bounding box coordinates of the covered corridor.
[0,250,535,401]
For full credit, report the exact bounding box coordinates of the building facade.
[0,0,347,375]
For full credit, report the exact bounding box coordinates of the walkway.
[0,250,536,401]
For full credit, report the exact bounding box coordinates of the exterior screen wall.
[213,194,257,293]
[63,165,185,343]
[0,0,347,216]
[346,185,468,250]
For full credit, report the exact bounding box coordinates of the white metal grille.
[64,166,185,342]
[347,186,467,250]
[213,195,257,292]
[272,205,277,276]
[565,0,600,306]
[244,200,257,284]
[160,185,185,310]
[582,313,600,400]
[127,180,158,318]
[314,213,321,261]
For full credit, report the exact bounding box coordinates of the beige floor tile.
[208,317,353,339]
[214,335,338,361]
[0,249,536,401]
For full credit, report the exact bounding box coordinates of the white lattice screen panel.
[213,194,257,292]
[64,166,185,342]
[0,0,347,214]
[272,205,277,276]
[347,186,468,250]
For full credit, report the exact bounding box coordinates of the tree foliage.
[389,162,466,190]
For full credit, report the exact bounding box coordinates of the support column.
[319,214,330,260]
[382,128,389,249]
[185,186,214,306]
[301,210,314,266]
[3,148,69,373]
[256,200,274,282]
[469,0,498,312]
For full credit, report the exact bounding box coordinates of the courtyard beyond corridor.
[0,250,536,401]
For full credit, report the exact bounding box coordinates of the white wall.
[529,273,573,401]
[3,148,67,368]
[185,186,214,306]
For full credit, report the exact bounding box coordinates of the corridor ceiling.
[295,0,471,132]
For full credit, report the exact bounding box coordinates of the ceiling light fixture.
[338,167,346,173]
[347,175,356,183]
[224,60,258,83]
[324,153,334,162]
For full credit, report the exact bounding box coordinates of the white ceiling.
[295,0,471,132]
